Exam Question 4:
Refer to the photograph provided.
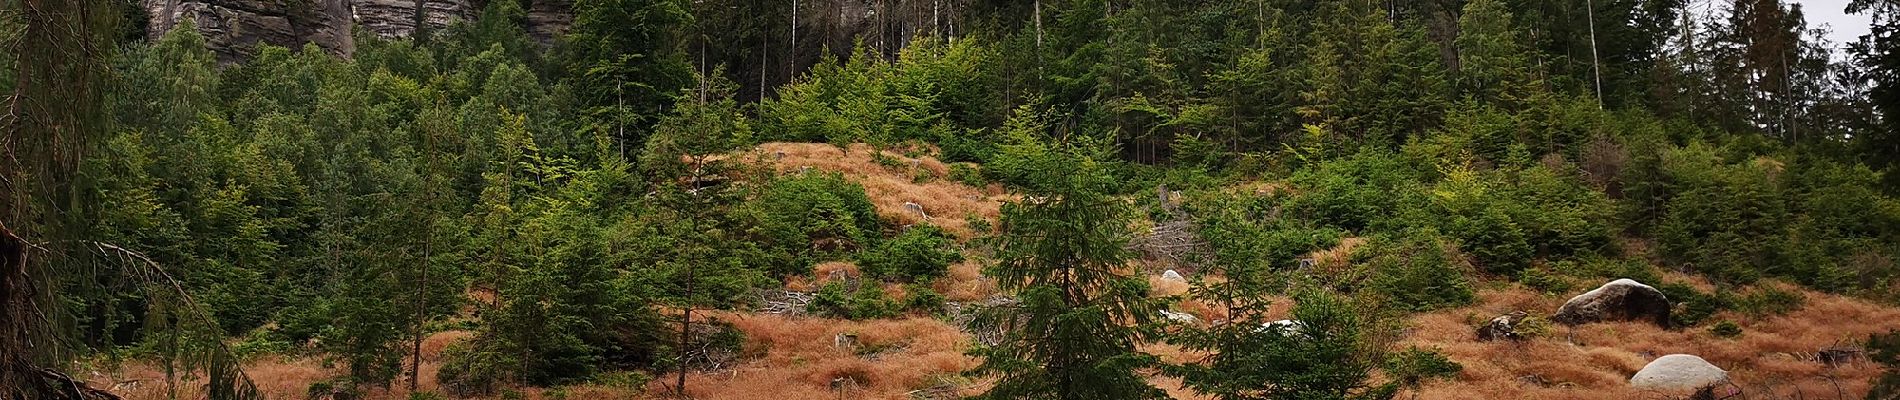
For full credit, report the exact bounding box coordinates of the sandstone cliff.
[352,0,473,39]
[143,0,357,63]
[141,0,573,62]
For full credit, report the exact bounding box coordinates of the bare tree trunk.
[761,22,769,101]
[675,258,694,397]
[790,0,799,82]
[0,222,33,396]
[1034,0,1044,51]
[1587,0,1604,109]
[409,116,440,393]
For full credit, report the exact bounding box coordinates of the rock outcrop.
[1256,319,1305,335]
[1630,354,1728,391]
[1553,279,1672,327]
[142,0,576,63]
[143,0,356,63]
[352,0,473,39]
[524,0,573,44]
[1159,310,1198,325]
[1477,311,1530,341]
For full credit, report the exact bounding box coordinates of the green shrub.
[1874,372,1900,400]
[1194,193,1346,273]
[901,285,948,316]
[1656,282,1730,327]
[1517,264,1573,294]
[436,340,518,397]
[810,281,899,320]
[1446,207,1533,274]
[1709,321,1742,338]
[1735,285,1804,316]
[1367,231,1475,312]
[592,371,650,389]
[948,162,986,187]
[1871,330,1900,400]
[1383,347,1463,387]
[1429,165,1533,274]
[1286,150,1427,232]
[499,388,525,400]
[747,172,883,275]
[1652,143,1787,283]
[857,225,963,282]
[1873,330,1900,367]
[1574,256,1662,284]
[1506,165,1616,259]
[965,214,993,235]
[231,326,295,358]
[1514,315,1554,338]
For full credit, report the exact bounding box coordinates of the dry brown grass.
[103,279,1900,400]
[117,312,975,400]
[749,142,1007,238]
[934,259,995,302]
[1403,284,1900,400]
[814,261,862,282]
[655,311,979,400]
[111,332,472,400]
[112,357,340,400]
[1150,275,1192,298]
[1309,237,1366,272]
[420,330,474,362]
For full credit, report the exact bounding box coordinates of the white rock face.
[1256,319,1304,335]
[1630,354,1728,390]
[1159,310,1198,324]
[1160,269,1185,282]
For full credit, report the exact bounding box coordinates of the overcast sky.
[1795,0,1870,54]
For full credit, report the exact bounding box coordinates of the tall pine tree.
[970,106,1163,400]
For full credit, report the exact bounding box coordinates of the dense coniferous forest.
[6,0,1900,399]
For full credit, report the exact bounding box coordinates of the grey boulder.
[1554,279,1672,327]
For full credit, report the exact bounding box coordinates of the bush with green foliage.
[1709,321,1742,338]
[1651,143,1786,283]
[1517,264,1575,294]
[809,281,899,320]
[1383,347,1463,389]
[1364,231,1475,312]
[857,225,963,282]
[1867,330,1900,400]
[1734,285,1805,316]
[1430,165,1535,274]
[1286,150,1428,232]
[1187,186,1347,277]
[437,340,520,396]
[1169,290,1398,400]
[744,172,882,275]
[901,285,948,316]
[1656,282,1730,327]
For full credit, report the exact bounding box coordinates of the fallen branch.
[35,367,120,400]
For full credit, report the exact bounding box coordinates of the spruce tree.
[970,107,1163,400]
[640,69,752,396]
[1455,0,1544,110]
